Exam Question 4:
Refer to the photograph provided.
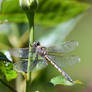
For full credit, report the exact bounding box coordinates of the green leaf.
[0,0,89,26]
[50,76,83,86]
[36,0,89,26]
[0,62,17,81]
[74,80,83,85]
[50,76,73,86]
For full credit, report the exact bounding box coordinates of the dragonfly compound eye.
[36,41,40,46]
[33,41,40,47]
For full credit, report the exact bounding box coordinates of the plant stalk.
[19,0,38,91]
[25,12,34,92]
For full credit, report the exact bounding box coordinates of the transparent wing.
[9,48,29,59]
[47,40,78,53]
[32,59,48,72]
[47,55,80,67]
[13,59,48,72]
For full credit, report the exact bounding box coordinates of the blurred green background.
[0,0,92,92]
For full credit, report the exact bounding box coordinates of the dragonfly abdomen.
[45,55,74,83]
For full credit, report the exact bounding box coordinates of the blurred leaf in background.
[0,0,88,26]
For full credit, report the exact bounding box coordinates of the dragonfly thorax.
[32,41,48,56]
[36,46,48,57]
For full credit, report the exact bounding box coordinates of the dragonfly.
[9,40,80,83]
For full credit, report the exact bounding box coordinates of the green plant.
[19,0,38,91]
[0,0,89,92]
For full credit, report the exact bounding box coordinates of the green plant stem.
[25,12,34,92]
[0,78,17,92]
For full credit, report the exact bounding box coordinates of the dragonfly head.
[33,41,40,47]
[32,41,40,53]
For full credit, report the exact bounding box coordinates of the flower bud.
[19,0,38,12]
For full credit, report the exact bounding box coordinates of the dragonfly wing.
[32,59,48,72]
[14,60,28,72]
[47,55,80,67]
[14,59,48,72]
[9,48,29,59]
[47,40,78,53]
